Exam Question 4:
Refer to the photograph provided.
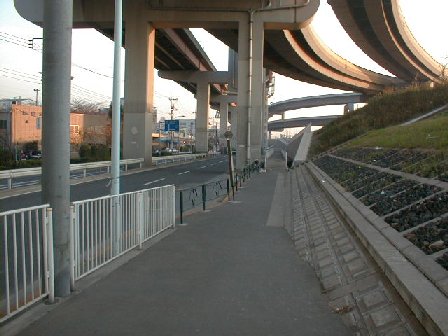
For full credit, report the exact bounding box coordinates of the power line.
[0,68,41,81]
[0,31,114,80]
[72,63,113,78]
[0,67,110,104]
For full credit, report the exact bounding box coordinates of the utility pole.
[168,97,178,150]
[41,0,73,298]
[34,88,40,106]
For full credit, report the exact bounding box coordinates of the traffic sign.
[165,120,180,132]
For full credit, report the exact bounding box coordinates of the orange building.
[0,101,111,154]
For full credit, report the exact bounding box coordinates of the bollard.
[202,184,206,210]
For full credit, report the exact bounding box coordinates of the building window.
[31,112,36,117]
[36,117,42,129]
[0,120,7,129]
[70,125,80,134]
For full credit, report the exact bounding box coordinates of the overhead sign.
[164,120,180,132]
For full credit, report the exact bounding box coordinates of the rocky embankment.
[314,147,448,271]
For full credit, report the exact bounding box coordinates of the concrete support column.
[346,102,355,113]
[230,106,238,150]
[41,0,73,298]
[123,3,155,165]
[249,17,265,161]
[262,70,269,155]
[236,17,250,169]
[195,80,210,153]
[219,101,229,138]
[219,101,229,152]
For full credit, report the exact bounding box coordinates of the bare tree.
[71,99,104,114]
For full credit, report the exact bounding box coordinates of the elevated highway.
[210,26,400,95]
[14,0,443,167]
[13,1,223,97]
[268,92,366,117]
[268,115,339,131]
[329,0,444,83]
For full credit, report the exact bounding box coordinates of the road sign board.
[164,120,180,132]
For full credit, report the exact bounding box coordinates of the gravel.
[403,218,448,254]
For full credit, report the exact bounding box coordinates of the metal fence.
[70,185,175,283]
[153,153,208,166]
[0,158,143,190]
[0,205,54,323]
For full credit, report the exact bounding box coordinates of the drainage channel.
[291,165,427,335]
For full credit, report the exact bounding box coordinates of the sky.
[1,0,447,133]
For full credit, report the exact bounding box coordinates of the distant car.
[29,150,42,159]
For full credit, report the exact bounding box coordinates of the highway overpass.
[268,92,367,117]
[329,0,444,83]
[268,115,339,131]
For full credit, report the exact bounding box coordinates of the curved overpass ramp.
[268,115,339,131]
[210,23,402,95]
[328,0,444,83]
[268,92,367,117]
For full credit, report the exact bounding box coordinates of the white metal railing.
[0,205,54,323]
[0,158,143,190]
[70,185,175,283]
[153,153,207,166]
[0,154,214,190]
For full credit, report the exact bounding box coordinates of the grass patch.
[310,84,448,155]
[347,109,448,151]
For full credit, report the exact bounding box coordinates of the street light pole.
[111,0,122,196]
[34,88,40,106]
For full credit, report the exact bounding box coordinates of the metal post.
[41,0,73,298]
[111,0,122,196]
[69,206,75,291]
[46,208,54,303]
[111,0,123,258]
[179,191,183,224]
[137,192,144,249]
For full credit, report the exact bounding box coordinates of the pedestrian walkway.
[8,155,349,336]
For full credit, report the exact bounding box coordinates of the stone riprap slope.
[313,148,448,272]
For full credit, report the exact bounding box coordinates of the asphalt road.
[0,156,228,213]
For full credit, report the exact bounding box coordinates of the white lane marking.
[177,171,190,176]
[209,163,215,166]
[144,177,166,186]
[200,165,207,169]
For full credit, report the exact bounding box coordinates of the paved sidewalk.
[12,160,349,336]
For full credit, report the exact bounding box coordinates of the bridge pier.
[219,100,229,138]
[211,94,236,151]
[123,3,155,166]
[230,105,238,150]
[158,70,232,153]
[236,17,251,169]
[249,17,265,163]
[195,80,211,153]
